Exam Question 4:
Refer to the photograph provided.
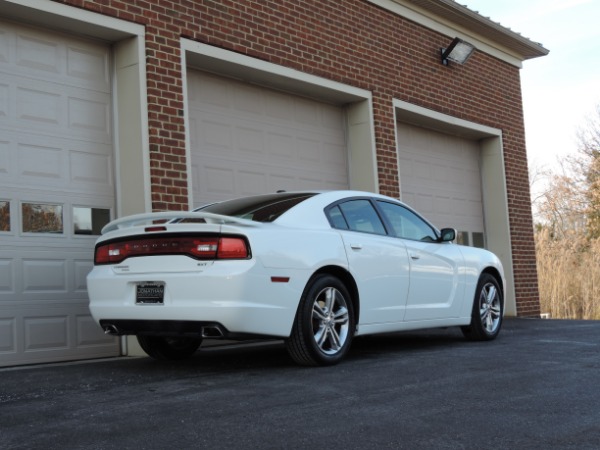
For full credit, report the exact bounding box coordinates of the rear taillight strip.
[94,235,249,265]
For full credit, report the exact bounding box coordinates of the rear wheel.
[461,273,503,341]
[286,274,355,366]
[137,335,202,360]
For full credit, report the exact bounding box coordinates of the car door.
[376,200,466,321]
[326,199,410,325]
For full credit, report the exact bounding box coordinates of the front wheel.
[137,335,202,360]
[286,274,355,366]
[461,273,503,341]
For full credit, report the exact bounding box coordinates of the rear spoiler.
[101,211,259,234]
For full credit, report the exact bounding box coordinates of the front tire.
[137,335,202,360]
[286,274,355,366]
[461,273,503,341]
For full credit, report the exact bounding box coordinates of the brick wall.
[54,0,540,316]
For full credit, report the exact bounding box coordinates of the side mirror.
[439,228,456,243]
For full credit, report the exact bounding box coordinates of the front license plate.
[136,282,165,304]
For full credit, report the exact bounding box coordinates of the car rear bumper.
[87,258,309,338]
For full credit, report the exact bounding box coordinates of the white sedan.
[87,190,504,366]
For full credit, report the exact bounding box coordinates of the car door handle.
[350,243,363,250]
[410,252,421,260]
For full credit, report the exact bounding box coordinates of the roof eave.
[404,0,549,60]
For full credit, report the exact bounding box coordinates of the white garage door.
[0,20,119,366]
[187,70,348,207]
[397,122,485,247]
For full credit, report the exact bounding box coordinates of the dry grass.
[536,228,600,319]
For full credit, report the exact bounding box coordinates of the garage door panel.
[73,259,94,293]
[236,126,264,157]
[294,97,321,126]
[16,32,62,75]
[199,116,233,151]
[0,259,13,293]
[234,83,263,113]
[265,92,293,120]
[22,259,67,294]
[69,146,113,187]
[68,95,111,137]
[0,317,15,352]
[238,170,268,196]
[18,85,61,127]
[66,45,111,89]
[25,315,69,351]
[267,133,295,160]
[188,70,348,206]
[18,142,63,181]
[198,164,235,199]
[76,314,115,347]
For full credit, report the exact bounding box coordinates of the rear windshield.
[198,193,315,223]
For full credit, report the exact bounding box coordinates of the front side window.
[331,199,386,235]
[376,201,437,242]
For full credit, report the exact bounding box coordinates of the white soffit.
[368,0,549,67]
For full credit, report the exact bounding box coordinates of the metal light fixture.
[441,37,475,65]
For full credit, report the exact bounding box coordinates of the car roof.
[272,190,402,229]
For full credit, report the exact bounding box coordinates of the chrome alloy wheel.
[479,282,502,334]
[311,286,350,355]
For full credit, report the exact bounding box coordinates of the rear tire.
[286,274,355,366]
[137,335,202,360]
[461,273,503,341]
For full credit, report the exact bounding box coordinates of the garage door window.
[472,232,485,248]
[74,207,111,235]
[22,203,63,234]
[0,201,9,232]
[457,231,469,246]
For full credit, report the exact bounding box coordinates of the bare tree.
[575,103,600,238]
[534,103,600,319]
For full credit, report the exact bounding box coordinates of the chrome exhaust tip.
[202,325,224,338]
[103,324,120,335]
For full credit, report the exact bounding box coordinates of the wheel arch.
[311,265,360,325]
[481,267,504,299]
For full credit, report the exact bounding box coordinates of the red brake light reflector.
[218,237,249,259]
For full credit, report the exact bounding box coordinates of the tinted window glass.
[338,200,386,235]
[377,201,437,242]
[199,193,315,223]
[327,205,349,229]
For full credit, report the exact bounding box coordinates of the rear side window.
[328,199,386,235]
[199,193,315,223]
[327,206,349,229]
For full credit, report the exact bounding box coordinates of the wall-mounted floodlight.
[441,37,475,65]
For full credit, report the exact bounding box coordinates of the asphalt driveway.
[1,319,599,449]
